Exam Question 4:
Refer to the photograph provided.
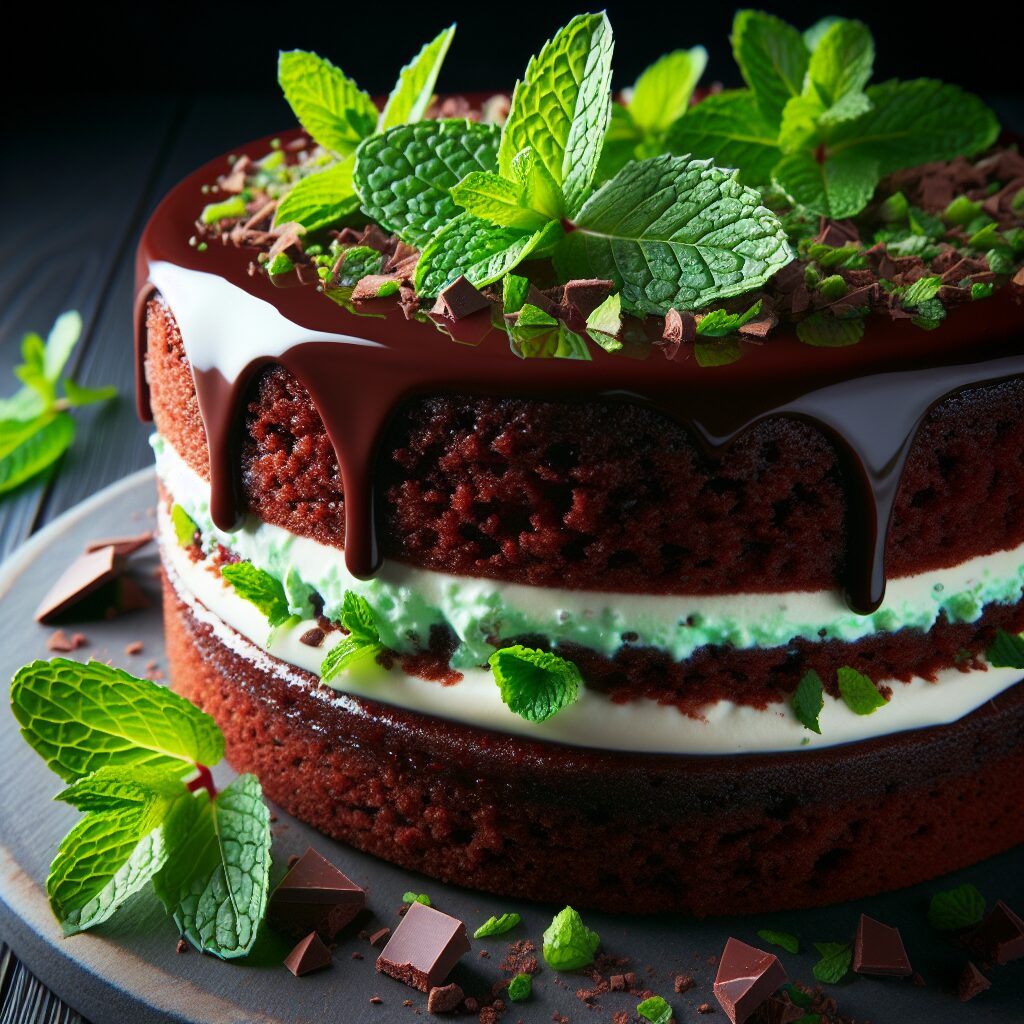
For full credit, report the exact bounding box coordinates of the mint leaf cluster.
[320,590,384,682]
[599,48,708,179]
[542,905,600,970]
[353,14,791,314]
[489,645,583,723]
[669,12,999,218]
[10,660,271,957]
[275,25,455,231]
[0,312,115,497]
[792,664,887,733]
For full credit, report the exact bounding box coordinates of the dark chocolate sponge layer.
[146,298,1024,597]
[164,576,1024,916]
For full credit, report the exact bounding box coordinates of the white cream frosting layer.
[153,434,1024,667]
[158,503,1023,755]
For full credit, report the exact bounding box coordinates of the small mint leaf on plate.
[507,973,533,1001]
[354,120,501,247]
[499,13,614,217]
[277,50,377,157]
[558,154,792,315]
[792,670,824,734]
[636,995,673,1024]
[837,666,887,715]
[154,773,271,960]
[379,24,457,132]
[403,891,432,906]
[812,941,852,983]
[10,658,224,782]
[757,929,800,954]
[987,629,1024,669]
[489,645,582,723]
[928,883,986,931]
[542,906,600,971]
[474,912,522,939]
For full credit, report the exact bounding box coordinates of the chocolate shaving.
[432,276,491,320]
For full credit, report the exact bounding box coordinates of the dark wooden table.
[2,90,1022,1022]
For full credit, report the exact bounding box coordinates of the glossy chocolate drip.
[135,129,1024,613]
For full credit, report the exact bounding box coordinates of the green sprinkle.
[200,195,247,224]
[968,222,1003,250]
[403,891,431,906]
[507,974,533,1002]
[816,275,847,300]
[943,195,983,226]
[971,282,994,300]
[474,913,522,938]
[267,253,294,276]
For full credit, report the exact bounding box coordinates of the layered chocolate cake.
[137,13,1024,913]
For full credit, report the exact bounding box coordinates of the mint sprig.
[10,660,272,957]
[542,906,600,971]
[670,12,999,218]
[489,645,583,723]
[320,590,384,682]
[274,28,456,232]
[153,773,271,960]
[0,312,115,497]
[556,154,792,314]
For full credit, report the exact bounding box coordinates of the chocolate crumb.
[353,952,365,960]
[176,939,188,954]
[698,1005,715,1015]
[427,983,464,1014]
[609,975,625,991]
[464,998,479,1013]
[125,640,144,655]
[674,974,696,993]
[370,928,391,946]
[299,627,325,648]
[371,996,383,1005]
[46,630,77,652]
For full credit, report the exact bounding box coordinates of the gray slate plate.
[0,469,1021,1023]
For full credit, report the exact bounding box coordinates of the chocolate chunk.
[751,995,805,1024]
[674,974,696,994]
[957,961,991,1002]
[432,276,491,320]
[299,628,326,648]
[35,546,126,623]
[852,914,912,977]
[283,931,333,976]
[713,938,787,1024]
[609,974,625,991]
[352,274,403,300]
[268,848,365,941]
[369,927,391,946]
[561,279,614,318]
[376,901,471,992]
[963,900,1024,965]
[427,983,464,1013]
[85,532,153,557]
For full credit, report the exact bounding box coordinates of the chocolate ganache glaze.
[135,129,1024,616]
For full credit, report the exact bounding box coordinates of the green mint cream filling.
[153,434,1024,669]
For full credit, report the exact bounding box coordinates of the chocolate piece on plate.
[35,546,125,623]
[376,900,471,992]
[427,982,464,1013]
[84,532,153,557]
[713,938,787,1024]
[561,278,613,318]
[268,847,365,941]
[963,900,1024,965]
[432,276,491,320]
[283,931,333,977]
[957,961,991,1002]
[852,914,913,976]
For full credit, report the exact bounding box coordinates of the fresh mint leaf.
[696,300,762,337]
[804,20,873,117]
[797,312,865,347]
[0,387,47,423]
[43,311,84,382]
[731,10,809,124]
[812,941,852,983]
[542,906,600,971]
[277,50,377,157]
[221,562,294,629]
[275,159,359,232]
[508,973,533,1001]
[0,412,75,494]
[10,658,224,782]
[901,276,943,306]
[987,629,1024,669]
[450,171,551,231]
[320,590,384,682]
[489,645,582,723]
[757,929,800,954]
[47,766,188,934]
[200,195,247,225]
[510,147,566,222]
[928,883,986,930]
[474,912,522,939]
[62,380,117,408]
[354,120,501,247]
[379,25,456,132]
[415,214,560,298]
[558,154,792,315]
[499,13,614,216]
[585,292,623,352]
[154,773,271,959]
[827,79,999,177]
[334,245,385,287]
[803,17,842,51]
[773,149,880,219]
[171,503,199,549]
[403,891,432,906]
[637,995,673,1024]
[667,91,781,185]
[792,669,824,734]
[837,666,887,715]
[629,48,708,134]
